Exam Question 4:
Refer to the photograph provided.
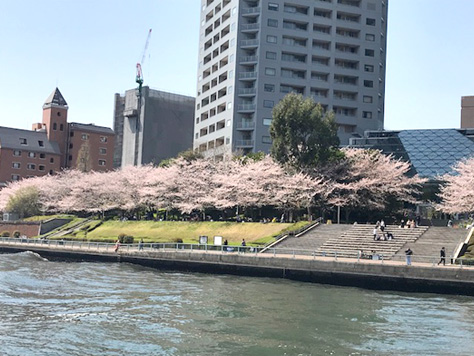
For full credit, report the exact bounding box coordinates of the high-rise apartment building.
[194,0,388,158]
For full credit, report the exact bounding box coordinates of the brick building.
[0,88,115,186]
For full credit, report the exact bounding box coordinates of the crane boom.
[136,29,152,89]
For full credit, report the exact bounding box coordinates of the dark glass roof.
[398,129,474,178]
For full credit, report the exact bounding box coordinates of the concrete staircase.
[273,224,353,251]
[394,227,469,260]
[316,225,429,260]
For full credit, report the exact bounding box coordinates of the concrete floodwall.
[1,244,473,296]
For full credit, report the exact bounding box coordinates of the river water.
[1,252,473,356]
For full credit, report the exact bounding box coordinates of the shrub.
[175,238,184,243]
[13,230,21,238]
[118,234,134,244]
[1,231,11,237]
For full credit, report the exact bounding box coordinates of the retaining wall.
[0,244,473,296]
[0,222,40,237]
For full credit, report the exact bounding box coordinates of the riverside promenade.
[1,239,473,296]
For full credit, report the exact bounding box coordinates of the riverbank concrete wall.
[1,244,473,296]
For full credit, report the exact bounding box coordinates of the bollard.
[335,251,337,261]
[293,250,295,259]
[273,248,276,257]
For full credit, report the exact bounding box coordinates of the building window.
[49,170,54,175]
[12,162,21,169]
[366,18,376,26]
[365,49,375,57]
[99,148,107,155]
[266,51,277,60]
[263,118,272,126]
[364,80,374,88]
[98,160,106,166]
[364,64,374,72]
[39,153,46,159]
[268,19,278,27]
[226,137,230,145]
[70,131,74,137]
[365,33,375,41]
[264,84,275,92]
[268,3,278,11]
[60,124,64,131]
[39,165,45,171]
[11,174,20,181]
[82,133,89,140]
[68,155,72,161]
[266,35,277,43]
[363,95,373,103]
[69,143,73,149]
[19,138,27,145]
[265,67,276,76]
[50,157,54,163]
[28,152,36,158]
[262,136,272,144]
[13,150,21,156]
[53,123,57,130]
[195,133,199,139]
[27,163,36,170]
[263,100,274,108]
[38,140,44,147]
[363,111,373,119]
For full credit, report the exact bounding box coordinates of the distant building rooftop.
[69,122,114,135]
[0,126,61,155]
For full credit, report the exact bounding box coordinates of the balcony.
[236,121,256,130]
[240,39,259,48]
[242,7,260,16]
[238,88,257,96]
[241,23,260,32]
[237,104,256,112]
[235,140,255,148]
[238,71,257,80]
[240,55,258,64]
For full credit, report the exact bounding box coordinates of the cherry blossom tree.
[437,157,474,214]
[325,148,425,217]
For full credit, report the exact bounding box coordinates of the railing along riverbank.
[1,237,472,268]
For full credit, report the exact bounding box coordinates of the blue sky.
[1,0,473,132]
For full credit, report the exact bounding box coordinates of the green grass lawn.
[61,220,308,245]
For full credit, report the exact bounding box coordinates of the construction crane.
[133,28,152,166]
[136,28,152,96]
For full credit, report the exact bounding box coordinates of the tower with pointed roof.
[42,88,69,166]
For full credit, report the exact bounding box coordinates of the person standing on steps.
[438,247,446,266]
[405,248,413,265]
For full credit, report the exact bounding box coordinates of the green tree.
[6,186,41,219]
[270,93,340,169]
[76,142,92,172]
[159,149,203,167]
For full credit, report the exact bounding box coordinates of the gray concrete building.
[461,96,474,129]
[113,87,195,167]
[194,0,388,159]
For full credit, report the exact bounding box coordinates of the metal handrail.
[1,235,470,268]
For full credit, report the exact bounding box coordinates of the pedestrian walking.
[114,239,121,253]
[405,248,413,266]
[138,238,144,251]
[438,247,446,266]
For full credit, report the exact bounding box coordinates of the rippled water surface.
[1,252,474,355]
